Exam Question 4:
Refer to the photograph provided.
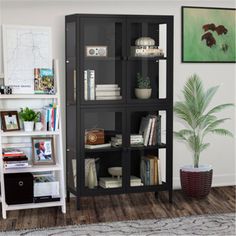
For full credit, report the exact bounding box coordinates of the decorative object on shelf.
[132,36,164,57]
[84,69,95,100]
[32,137,55,165]
[0,111,20,132]
[88,163,96,189]
[85,128,105,145]
[182,7,236,62]
[135,73,152,99]
[0,85,12,94]
[174,74,234,198]
[34,68,54,94]
[108,167,122,180]
[85,46,108,57]
[85,158,98,187]
[35,122,43,131]
[19,107,40,132]
[135,37,155,46]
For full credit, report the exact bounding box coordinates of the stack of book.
[95,84,122,100]
[140,155,161,185]
[2,148,30,169]
[139,114,161,146]
[99,176,143,188]
[41,103,59,131]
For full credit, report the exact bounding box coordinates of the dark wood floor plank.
[0,186,235,231]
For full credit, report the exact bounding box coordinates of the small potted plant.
[135,73,152,99]
[174,74,233,198]
[19,107,40,132]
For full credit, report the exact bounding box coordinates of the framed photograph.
[32,137,55,165]
[182,7,236,63]
[1,111,20,131]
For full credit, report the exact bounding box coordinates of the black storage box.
[4,173,33,205]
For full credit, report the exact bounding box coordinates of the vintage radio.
[85,46,108,57]
[85,129,105,145]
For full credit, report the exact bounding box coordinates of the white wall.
[1,0,235,188]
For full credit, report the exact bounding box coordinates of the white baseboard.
[173,173,236,190]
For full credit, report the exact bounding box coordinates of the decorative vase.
[88,163,95,189]
[180,165,213,198]
[135,88,152,99]
[23,121,34,132]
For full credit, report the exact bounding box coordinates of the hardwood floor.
[0,186,235,231]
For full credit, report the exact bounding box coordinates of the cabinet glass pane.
[82,19,124,101]
[84,152,123,189]
[83,111,123,150]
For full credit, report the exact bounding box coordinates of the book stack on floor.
[95,84,122,100]
[139,114,161,146]
[41,103,60,131]
[2,148,30,169]
[99,176,143,188]
[140,155,162,185]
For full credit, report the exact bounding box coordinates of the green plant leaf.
[206,103,234,116]
[209,129,233,137]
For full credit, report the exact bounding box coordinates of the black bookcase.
[65,14,173,208]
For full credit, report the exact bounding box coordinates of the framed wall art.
[1,111,20,131]
[182,7,236,63]
[32,137,55,165]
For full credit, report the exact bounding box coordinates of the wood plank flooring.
[0,186,235,231]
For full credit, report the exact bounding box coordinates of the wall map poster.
[2,25,52,93]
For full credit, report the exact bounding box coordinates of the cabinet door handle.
[73,70,76,102]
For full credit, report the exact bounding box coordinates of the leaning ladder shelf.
[0,59,66,219]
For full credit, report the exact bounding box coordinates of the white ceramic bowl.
[135,37,155,46]
[108,167,122,177]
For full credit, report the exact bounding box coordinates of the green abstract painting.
[182,7,236,63]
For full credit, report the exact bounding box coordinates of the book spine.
[144,118,152,146]
[89,70,95,100]
[55,105,60,131]
[158,158,162,184]
[145,159,150,185]
[96,91,120,96]
[51,107,54,131]
[4,163,29,168]
[157,115,161,144]
[149,118,155,146]
[84,70,88,100]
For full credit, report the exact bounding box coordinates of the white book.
[96,96,122,100]
[85,143,111,149]
[4,163,31,168]
[96,87,120,91]
[144,118,152,146]
[96,90,120,96]
[88,70,95,100]
[149,117,156,146]
[96,84,118,88]
[55,105,60,131]
[158,158,162,184]
[84,70,88,100]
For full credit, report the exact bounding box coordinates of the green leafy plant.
[174,74,233,168]
[19,107,40,122]
[136,73,151,89]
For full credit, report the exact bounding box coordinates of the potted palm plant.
[19,107,40,132]
[174,75,233,198]
[135,73,152,99]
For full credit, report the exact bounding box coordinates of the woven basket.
[180,169,213,198]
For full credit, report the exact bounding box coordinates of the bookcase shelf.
[0,60,66,219]
[66,14,173,209]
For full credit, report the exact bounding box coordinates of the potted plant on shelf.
[174,74,233,198]
[19,107,40,132]
[135,73,152,99]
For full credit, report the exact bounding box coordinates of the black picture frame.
[1,111,20,132]
[182,6,236,63]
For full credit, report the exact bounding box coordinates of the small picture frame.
[32,137,55,165]
[1,111,20,131]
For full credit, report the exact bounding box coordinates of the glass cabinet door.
[126,17,172,102]
[79,17,126,103]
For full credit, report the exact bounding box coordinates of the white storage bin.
[34,181,59,197]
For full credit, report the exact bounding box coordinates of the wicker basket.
[180,169,213,198]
